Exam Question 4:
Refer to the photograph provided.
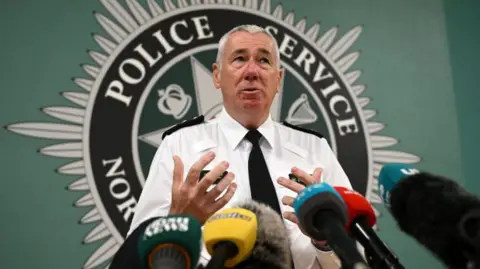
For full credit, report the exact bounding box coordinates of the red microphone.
[334,186,404,269]
[334,187,376,230]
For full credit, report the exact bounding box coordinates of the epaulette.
[282,121,324,139]
[161,115,205,140]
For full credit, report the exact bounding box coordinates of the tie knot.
[245,129,262,145]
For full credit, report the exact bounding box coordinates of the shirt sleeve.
[318,137,353,190]
[312,242,368,269]
[312,248,342,269]
[127,135,175,236]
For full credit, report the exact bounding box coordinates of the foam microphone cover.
[333,186,376,230]
[293,182,348,241]
[459,209,480,251]
[389,172,480,269]
[203,207,257,267]
[233,200,291,269]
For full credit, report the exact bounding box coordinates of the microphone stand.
[352,219,404,269]
[364,247,390,269]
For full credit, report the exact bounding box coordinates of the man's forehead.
[225,31,275,54]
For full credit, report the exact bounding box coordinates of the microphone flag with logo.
[138,214,202,269]
[203,207,257,269]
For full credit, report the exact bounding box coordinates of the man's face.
[213,31,283,114]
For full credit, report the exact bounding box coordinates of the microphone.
[333,186,404,269]
[381,165,480,269]
[293,182,370,269]
[377,163,419,209]
[202,208,257,268]
[232,200,292,269]
[459,209,480,257]
[137,214,202,269]
[110,217,158,269]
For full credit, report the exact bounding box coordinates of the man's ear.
[276,68,284,93]
[212,63,221,89]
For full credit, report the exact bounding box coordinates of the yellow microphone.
[203,208,257,268]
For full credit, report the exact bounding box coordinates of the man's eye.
[260,58,270,64]
[234,56,245,62]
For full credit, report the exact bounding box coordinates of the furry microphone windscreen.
[233,200,292,269]
[389,172,480,269]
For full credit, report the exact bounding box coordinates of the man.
[128,24,353,269]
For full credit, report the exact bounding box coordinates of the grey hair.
[215,24,281,69]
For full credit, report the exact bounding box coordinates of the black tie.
[245,129,282,215]
[245,130,296,269]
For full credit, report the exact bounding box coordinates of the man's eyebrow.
[257,48,273,56]
[230,48,273,56]
[231,48,248,55]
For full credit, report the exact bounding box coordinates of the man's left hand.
[277,167,328,246]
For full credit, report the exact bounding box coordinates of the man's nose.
[243,61,259,81]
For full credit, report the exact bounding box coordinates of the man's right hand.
[168,151,237,224]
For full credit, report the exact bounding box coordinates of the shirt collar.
[218,107,275,150]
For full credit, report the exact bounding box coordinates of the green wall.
[444,0,480,195]
[0,1,478,268]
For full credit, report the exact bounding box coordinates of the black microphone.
[388,170,480,269]
[232,200,292,269]
[293,182,370,269]
[459,209,480,257]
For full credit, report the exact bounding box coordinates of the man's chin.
[241,101,265,111]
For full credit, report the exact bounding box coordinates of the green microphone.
[138,214,202,269]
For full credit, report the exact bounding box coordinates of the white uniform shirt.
[128,107,353,269]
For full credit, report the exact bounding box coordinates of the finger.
[313,240,328,246]
[281,196,295,207]
[213,182,237,208]
[172,155,184,190]
[291,167,316,185]
[204,172,235,201]
[184,151,216,187]
[277,177,305,193]
[283,211,299,225]
[196,161,229,194]
[312,167,323,183]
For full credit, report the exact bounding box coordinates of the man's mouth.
[241,88,260,92]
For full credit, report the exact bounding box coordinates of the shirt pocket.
[182,139,221,187]
[189,150,243,204]
[274,159,321,193]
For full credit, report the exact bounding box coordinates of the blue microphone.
[293,182,369,269]
[377,163,419,209]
